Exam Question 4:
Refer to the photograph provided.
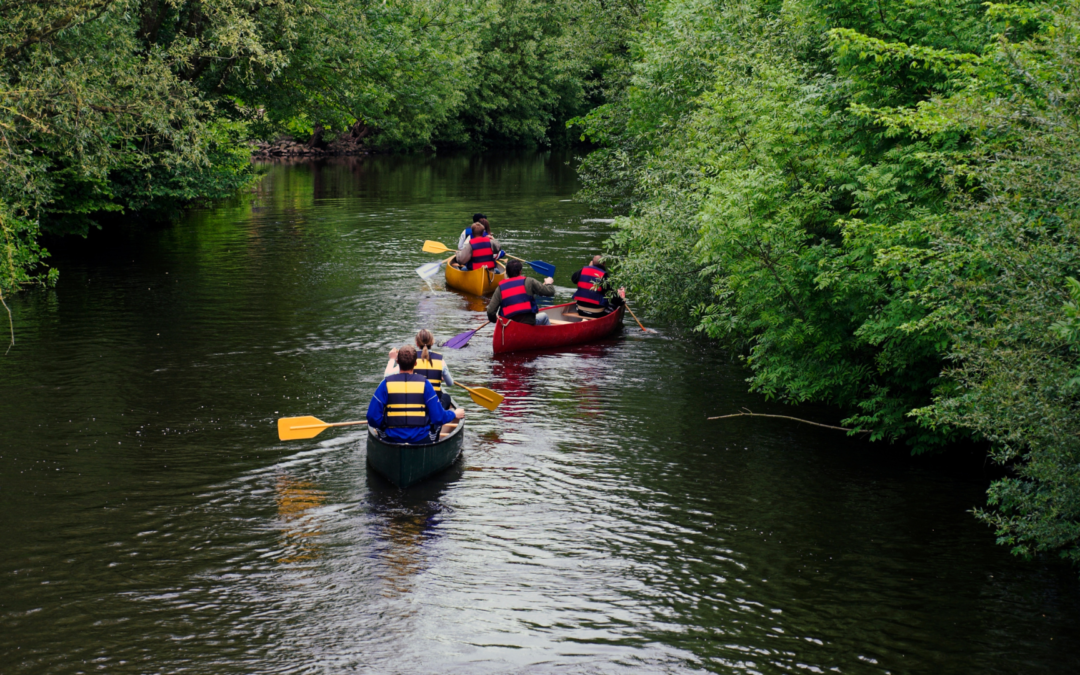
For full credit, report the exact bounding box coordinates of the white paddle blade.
[416,260,444,280]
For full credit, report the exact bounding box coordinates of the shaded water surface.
[2,154,1079,674]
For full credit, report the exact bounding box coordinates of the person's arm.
[442,363,454,388]
[456,242,472,266]
[486,286,502,322]
[599,276,619,307]
[528,277,556,297]
[457,228,469,248]
[424,381,461,424]
[366,381,389,429]
[490,236,501,253]
[570,269,581,284]
[383,348,399,378]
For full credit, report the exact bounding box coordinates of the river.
[2,153,1078,674]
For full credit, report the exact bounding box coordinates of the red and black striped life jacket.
[572,265,607,306]
[498,276,537,319]
[468,235,496,270]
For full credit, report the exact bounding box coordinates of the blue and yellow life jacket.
[384,373,429,427]
[468,235,496,270]
[498,276,538,319]
[572,265,607,306]
[414,351,445,394]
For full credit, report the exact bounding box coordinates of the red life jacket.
[468,235,496,270]
[498,276,537,319]
[572,265,607,306]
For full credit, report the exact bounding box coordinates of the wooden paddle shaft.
[625,301,647,332]
[290,420,367,430]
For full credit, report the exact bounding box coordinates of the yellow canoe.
[445,264,505,297]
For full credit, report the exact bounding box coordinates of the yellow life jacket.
[414,351,445,394]
[384,373,429,427]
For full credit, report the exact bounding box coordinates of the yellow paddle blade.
[466,386,504,412]
[423,240,453,254]
[278,416,329,441]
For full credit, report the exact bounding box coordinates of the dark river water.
[2,153,1079,674]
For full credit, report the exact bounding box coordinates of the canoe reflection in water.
[366,465,462,598]
[490,354,537,422]
[274,475,327,566]
[456,292,489,312]
[568,342,619,418]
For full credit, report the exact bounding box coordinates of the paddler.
[455,223,503,271]
[486,259,555,326]
[383,330,454,409]
[457,213,486,248]
[571,255,625,318]
[368,345,463,444]
[457,213,501,252]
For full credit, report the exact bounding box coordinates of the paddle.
[416,254,454,280]
[278,416,367,441]
[624,301,654,332]
[423,240,454,255]
[444,321,491,349]
[423,240,554,278]
[503,254,555,278]
[455,382,504,411]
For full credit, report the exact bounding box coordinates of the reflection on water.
[2,153,1080,674]
[455,291,490,313]
[367,466,461,600]
[275,475,327,566]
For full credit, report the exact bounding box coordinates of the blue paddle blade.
[527,260,556,277]
[416,260,444,280]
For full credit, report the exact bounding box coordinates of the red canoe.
[492,302,625,354]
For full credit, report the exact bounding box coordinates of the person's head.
[415,329,434,362]
[472,213,486,223]
[397,344,417,372]
[592,255,603,267]
[471,223,485,238]
[477,217,490,233]
[506,259,523,277]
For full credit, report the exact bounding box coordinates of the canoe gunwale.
[492,302,625,354]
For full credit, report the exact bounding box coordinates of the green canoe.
[365,403,465,488]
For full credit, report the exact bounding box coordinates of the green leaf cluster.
[576,0,1080,564]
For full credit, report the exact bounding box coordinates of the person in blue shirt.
[367,345,463,444]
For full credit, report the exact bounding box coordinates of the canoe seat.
[548,319,572,325]
[559,311,595,321]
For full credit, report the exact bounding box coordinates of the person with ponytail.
[368,345,463,444]
[383,329,456,408]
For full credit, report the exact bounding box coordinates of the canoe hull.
[445,264,504,297]
[365,411,465,488]
[492,303,624,354]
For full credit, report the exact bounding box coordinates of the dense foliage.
[1,0,640,294]
[575,0,1080,564]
